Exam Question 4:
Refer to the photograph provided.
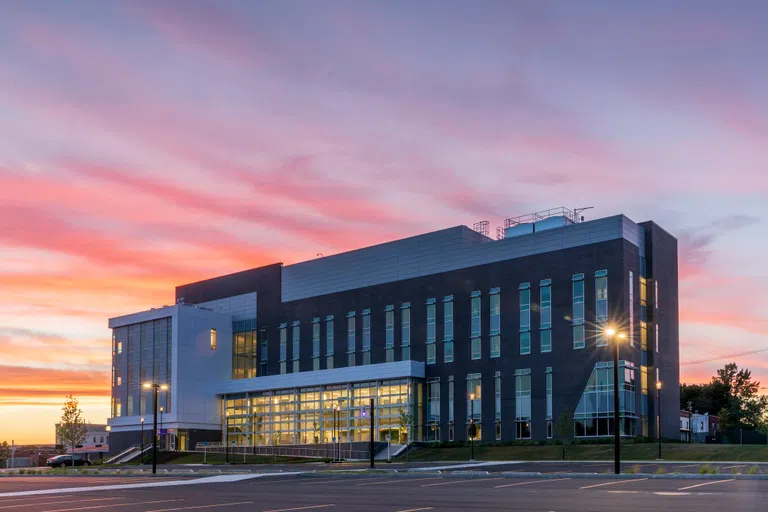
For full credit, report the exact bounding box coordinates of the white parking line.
[0,495,75,503]
[262,505,335,512]
[396,508,434,512]
[0,497,122,510]
[421,478,501,487]
[580,478,648,489]
[40,500,183,512]
[718,465,743,470]
[357,478,441,486]
[678,479,735,491]
[145,502,255,512]
[495,478,571,488]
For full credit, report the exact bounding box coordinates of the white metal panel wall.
[196,292,257,321]
[281,215,642,301]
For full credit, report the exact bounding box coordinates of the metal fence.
[193,442,375,460]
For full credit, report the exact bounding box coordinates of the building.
[54,423,109,459]
[106,208,679,454]
[691,412,719,443]
[680,410,691,442]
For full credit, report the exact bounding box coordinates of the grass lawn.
[123,451,317,465]
[405,443,768,462]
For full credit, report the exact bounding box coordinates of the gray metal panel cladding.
[281,215,643,302]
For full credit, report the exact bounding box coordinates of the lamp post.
[159,407,164,451]
[657,381,663,460]
[140,417,145,465]
[332,404,339,462]
[143,382,168,475]
[369,398,375,469]
[469,392,476,462]
[604,328,626,475]
[225,411,231,465]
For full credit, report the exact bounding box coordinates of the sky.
[0,0,767,444]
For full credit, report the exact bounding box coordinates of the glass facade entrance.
[224,378,422,446]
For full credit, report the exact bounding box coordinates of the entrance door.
[178,433,187,451]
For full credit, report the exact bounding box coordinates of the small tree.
[556,408,574,460]
[398,409,413,445]
[312,421,321,444]
[0,441,10,468]
[57,395,87,467]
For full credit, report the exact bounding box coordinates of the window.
[362,310,371,365]
[470,293,481,337]
[595,271,608,346]
[385,307,395,363]
[574,361,637,437]
[467,373,482,441]
[448,376,455,427]
[347,313,356,367]
[260,328,267,376]
[427,379,440,442]
[401,303,411,360]
[495,371,502,440]
[444,297,454,363]
[520,284,531,355]
[655,324,660,353]
[573,324,585,350]
[426,300,436,364]
[325,316,334,370]
[210,329,217,350]
[292,322,300,373]
[520,332,531,355]
[116,341,123,355]
[470,293,481,360]
[546,367,553,420]
[640,276,648,323]
[116,375,122,387]
[312,319,320,371]
[541,329,552,353]
[490,290,500,358]
[279,324,287,375]
[655,281,659,310]
[540,279,552,349]
[515,370,531,439]
[641,321,648,350]
[629,271,635,347]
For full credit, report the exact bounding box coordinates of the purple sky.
[0,0,766,442]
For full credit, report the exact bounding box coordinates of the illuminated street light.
[603,326,625,475]
[143,382,168,474]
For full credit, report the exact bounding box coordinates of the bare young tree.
[57,395,87,467]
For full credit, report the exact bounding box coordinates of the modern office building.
[106,208,679,454]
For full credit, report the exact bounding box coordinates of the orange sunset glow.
[2,1,768,445]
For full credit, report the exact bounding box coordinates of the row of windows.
[265,269,659,375]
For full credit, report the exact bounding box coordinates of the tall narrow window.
[546,367,553,438]
[540,279,552,353]
[385,306,395,362]
[210,328,217,350]
[655,324,660,353]
[573,273,585,350]
[471,292,481,360]
[629,271,635,347]
[426,299,436,364]
[467,373,482,441]
[595,270,608,346]
[312,319,320,371]
[427,378,440,442]
[495,371,502,440]
[519,284,531,355]
[444,297,454,363]
[490,289,500,358]
[401,303,411,360]
[291,321,300,373]
[259,328,267,376]
[325,316,334,370]
[347,312,356,367]
[515,370,532,439]
[362,310,371,365]
[655,281,659,310]
[448,376,455,441]
[279,323,287,375]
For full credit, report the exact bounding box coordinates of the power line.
[680,347,768,366]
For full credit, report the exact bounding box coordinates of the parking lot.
[1,472,768,511]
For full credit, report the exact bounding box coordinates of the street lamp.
[469,392,476,462]
[657,381,663,460]
[159,407,164,450]
[140,417,145,465]
[332,403,339,462]
[143,382,168,475]
[225,410,231,464]
[604,327,626,475]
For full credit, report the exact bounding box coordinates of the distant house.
[54,423,110,459]
[690,413,719,443]
[680,410,691,442]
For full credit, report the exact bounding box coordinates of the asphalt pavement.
[2,472,768,511]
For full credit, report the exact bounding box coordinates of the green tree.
[398,408,413,445]
[556,408,574,460]
[713,363,768,429]
[0,441,10,468]
[57,395,87,467]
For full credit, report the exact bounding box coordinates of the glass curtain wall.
[224,378,422,447]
